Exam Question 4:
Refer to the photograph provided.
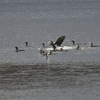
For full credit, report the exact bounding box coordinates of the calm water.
[0,0,100,100]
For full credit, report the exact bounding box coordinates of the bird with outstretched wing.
[55,35,66,46]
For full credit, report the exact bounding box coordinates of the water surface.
[0,0,100,100]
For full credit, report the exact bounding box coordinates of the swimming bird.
[59,48,68,52]
[76,44,80,50]
[76,44,84,50]
[45,50,53,60]
[38,48,48,56]
[60,48,63,51]
[42,43,45,48]
[42,43,50,48]
[89,42,100,47]
[38,48,43,54]
[47,50,52,55]
[41,51,47,56]
[42,50,52,56]
[38,48,52,59]
[25,42,32,47]
[71,40,75,45]
[15,47,25,52]
[48,41,56,51]
[25,42,28,47]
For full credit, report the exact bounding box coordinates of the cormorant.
[25,42,32,47]
[76,44,80,50]
[76,44,84,50]
[38,48,43,54]
[71,40,75,45]
[42,43,45,48]
[89,42,100,47]
[25,42,28,47]
[15,47,25,52]
[47,50,52,55]
[55,35,66,46]
[48,35,66,50]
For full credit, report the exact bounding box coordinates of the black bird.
[76,44,84,50]
[48,41,56,51]
[45,50,53,60]
[25,42,32,47]
[55,35,66,46]
[89,42,100,47]
[48,35,66,50]
[38,48,43,54]
[15,47,25,52]
[71,40,75,45]
[42,43,50,48]
[76,44,80,50]
[25,42,28,47]
[42,43,45,48]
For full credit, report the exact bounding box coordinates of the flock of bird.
[38,35,82,60]
[15,35,100,60]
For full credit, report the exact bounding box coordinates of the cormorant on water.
[25,42,28,47]
[76,44,80,50]
[42,43,45,48]
[15,47,25,52]
[25,42,32,47]
[47,50,52,55]
[48,35,66,50]
[45,50,52,60]
[38,48,43,54]
[76,44,85,50]
[38,48,52,60]
[48,41,56,51]
[89,42,100,47]
[71,40,75,45]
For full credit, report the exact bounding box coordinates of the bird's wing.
[55,35,66,46]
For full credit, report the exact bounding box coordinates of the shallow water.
[0,0,100,100]
[0,62,100,100]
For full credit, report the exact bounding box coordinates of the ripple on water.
[0,62,100,91]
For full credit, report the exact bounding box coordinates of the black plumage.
[15,47,25,52]
[55,35,66,46]
[89,42,100,47]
